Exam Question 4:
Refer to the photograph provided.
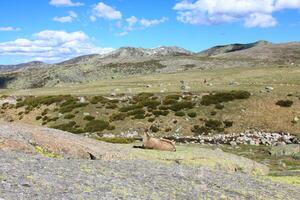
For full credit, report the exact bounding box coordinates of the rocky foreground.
[0,151,299,200]
[0,122,300,199]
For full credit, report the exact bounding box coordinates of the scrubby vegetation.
[96,137,136,144]
[201,91,251,106]
[84,120,109,133]
[83,115,95,121]
[276,100,293,107]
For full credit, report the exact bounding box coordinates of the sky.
[0,0,300,64]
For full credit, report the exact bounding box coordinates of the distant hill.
[0,42,299,89]
[0,61,47,72]
[198,41,271,56]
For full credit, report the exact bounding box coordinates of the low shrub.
[18,111,24,116]
[201,90,251,106]
[169,101,195,111]
[133,93,154,101]
[90,96,109,104]
[41,109,49,116]
[165,94,181,100]
[139,100,161,109]
[215,103,225,110]
[105,103,118,109]
[84,115,95,121]
[163,99,177,105]
[276,100,293,107]
[205,119,222,130]
[97,137,135,144]
[59,99,89,113]
[109,113,127,121]
[148,117,155,122]
[152,110,169,117]
[64,114,75,119]
[210,111,217,116]
[187,112,197,118]
[107,125,116,130]
[192,125,211,136]
[133,114,146,119]
[84,120,109,133]
[128,109,145,116]
[150,125,159,133]
[158,105,169,110]
[175,111,185,117]
[223,120,234,128]
[119,104,143,112]
[36,116,42,120]
[51,121,84,134]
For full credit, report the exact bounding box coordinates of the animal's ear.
[145,132,151,139]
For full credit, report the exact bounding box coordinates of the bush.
[169,101,194,111]
[105,103,118,109]
[150,125,159,133]
[210,111,217,116]
[18,111,24,116]
[192,125,211,136]
[158,105,169,110]
[133,114,145,119]
[64,114,75,119]
[119,104,143,112]
[148,117,155,122]
[107,125,116,130]
[163,99,177,105]
[84,120,109,133]
[224,120,233,128]
[97,137,135,144]
[41,109,49,116]
[205,119,222,130]
[128,109,145,116]
[215,103,224,110]
[152,110,169,117]
[201,91,251,106]
[90,96,109,104]
[51,121,84,134]
[36,116,42,120]
[84,115,95,121]
[139,100,161,109]
[165,94,181,100]
[133,93,154,101]
[59,99,89,113]
[187,112,197,118]
[175,111,185,117]
[276,100,293,107]
[109,113,127,121]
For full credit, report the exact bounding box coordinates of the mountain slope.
[0,42,299,89]
[198,40,271,56]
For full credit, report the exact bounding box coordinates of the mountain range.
[0,41,299,89]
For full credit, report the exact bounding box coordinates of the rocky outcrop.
[270,144,300,159]
[0,122,126,160]
[165,129,299,146]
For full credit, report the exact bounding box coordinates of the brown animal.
[143,132,176,152]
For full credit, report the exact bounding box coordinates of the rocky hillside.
[198,40,271,56]
[0,42,299,89]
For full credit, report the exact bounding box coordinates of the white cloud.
[123,16,168,32]
[244,13,277,27]
[126,16,138,29]
[0,30,113,62]
[49,0,83,7]
[53,11,78,23]
[174,0,300,28]
[90,2,122,21]
[139,17,169,27]
[0,27,21,32]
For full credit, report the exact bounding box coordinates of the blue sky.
[0,0,300,64]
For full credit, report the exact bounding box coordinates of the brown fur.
[143,132,176,152]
